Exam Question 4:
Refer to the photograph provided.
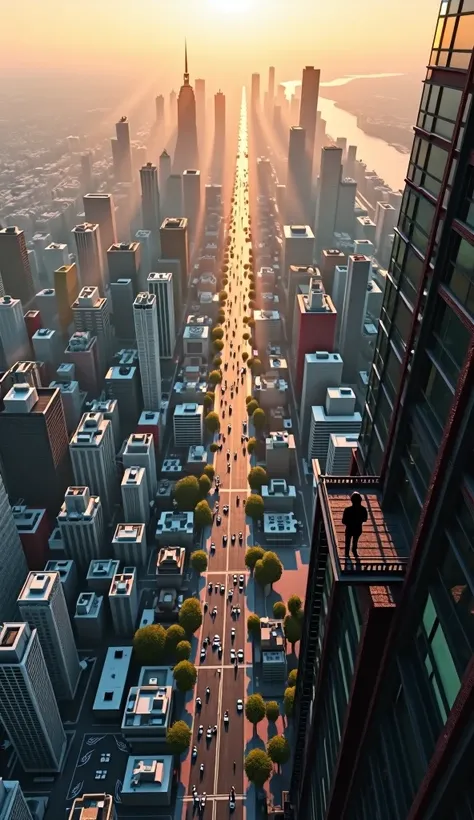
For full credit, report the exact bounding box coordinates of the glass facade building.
[290,2,474,818]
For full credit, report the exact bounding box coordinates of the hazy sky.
[1,0,437,88]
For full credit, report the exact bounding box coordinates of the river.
[282,74,410,192]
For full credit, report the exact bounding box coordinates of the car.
[236,698,243,712]
[216,515,221,525]
[230,799,236,812]
[222,535,228,546]
[200,649,206,661]
[208,581,213,593]
[233,574,238,585]
[239,574,245,587]
[227,588,233,600]
[218,646,223,659]
[213,634,220,644]
[223,711,229,724]
[223,505,229,515]
[230,649,236,663]
[206,728,212,740]
[210,542,215,553]
[198,724,204,737]
[237,649,244,662]
[231,534,236,544]
[231,627,236,640]
[236,605,241,616]
[192,746,198,761]
[220,584,225,594]
[238,532,243,544]
[212,606,218,616]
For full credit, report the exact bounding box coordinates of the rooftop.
[156,511,194,532]
[18,572,56,603]
[68,793,115,820]
[122,755,173,797]
[263,513,298,534]
[266,431,295,450]
[283,224,315,240]
[75,591,103,619]
[113,523,145,543]
[87,559,120,580]
[122,685,173,730]
[156,547,185,574]
[314,465,409,581]
[110,571,136,597]
[93,646,133,712]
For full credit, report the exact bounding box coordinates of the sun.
[209,0,252,12]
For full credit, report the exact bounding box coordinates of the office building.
[72,222,104,291]
[159,150,171,201]
[283,225,315,285]
[265,431,296,477]
[54,263,79,333]
[0,779,33,820]
[286,127,307,224]
[74,591,105,646]
[339,254,372,384]
[374,200,398,259]
[314,146,343,254]
[105,364,142,438]
[286,265,319,336]
[165,173,183,217]
[109,569,139,636]
[0,475,29,623]
[83,194,117,270]
[160,218,189,305]
[70,412,117,516]
[123,432,157,498]
[0,623,66,772]
[57,486,105,571]
[112,523,147,567]
[0,295,31,369]
[326,432,359,475]
[43,242,69,284]
[300,351,344,441]
[18,571,81,701]
[88,398,120,450]
[68,794,116,820]
[251,73,260,109]
[147,272,175,359]
[72,285,112,374]
[205,183,222,212]
[121,467,150,524]
[112,116,133,183]
[183,169,201,237]
[335,178,357,235]
[23,308,41,340]
[299,65,320,213]
[0,384,72,515]
[121,755,173,807]
[134,228,153,288]
[0,226,35,304]
[12,503,50,570]
[292,278,337,392]
[87,558,119,596]
[156,510,194,548]
[43,559,77,609]
[80,152,93,190]
[195,77,206,147]
[173,43,199,173]
[49,371,82,433]
[173,403,204,447]
[36,287,58,330]
[32,328,62,381]
[109,278,135,340]
[106,241,140,290]
[308,387,361,468]
[356,215,377,244]
[155,93,165,132]
[214,89,225,147]
[65,330,100,395]
[140,163,161,255]
[133,292,161,410]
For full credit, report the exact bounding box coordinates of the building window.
[374,388,393,442]
[417,595,461,722]
[445,231,474,317]
[437,539,474,674]
[397,466,423,538]
[391,296,413,354]
[384,345,404,403]
[367,427,385,475]
[418,354,455,441]
[402,418,437,501]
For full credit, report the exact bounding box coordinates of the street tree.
[245,545,265,571]
[190,549,208,573]
[173,660,197,692]
[244,494,264,520]
[211,326,224,340]
[175,640,192,661]
[204,411,220,433]
[245,694,266,727]
[198,474,212,497]
[213,339,224,353]
[178,597,202,634]
[283,686,296,718]
[247,399,259,416]
[247,613,261,636]
[252,407,267,431]
[208,368,223,386]
[165,624,186,656]
[242,351,249,362]
[174,475,200,510]
[203,393,214,411]
[210,442,219,453]
[287,669,298,686]
[133,624,166,664]
[248,466,267,492]
[273,601,287,619]
[287,594,303,617]
[254,559,269,588]
[166,720,192,754]
[242,332,250,341]
[194,500,213,529]
[203,464,215,480]
[267,735,291,769]
[247,437,257,454]
[284,614,303,650]
[265,701,280,722]
[244,749,273,787]
[213,355,222,367]
[219,290,228,302]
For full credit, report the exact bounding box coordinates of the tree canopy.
[175,640,192,661]
[205,410,220,433]
[284,614,303,648]
[178,597,202,634]
[213,339,224,352]
[283,686,296,717]
[203,393,214,411]
[211,326,224,340]
[247,399,259,416]
[198,474,212,497]
[165,624,186,657]
[273,601,287,619]
[242,351,249,362]
[245,694,266,726]
[173,660,197,692]
[213,356,222,367]
[245,545,265,571]
[194,500,213,529]
[133,624,166,664]
[287,594,303,616]
[247,613,261,636]
[244,749,273,787]
[250,358,263,376]
[208,369,223,384]
[265,701,280,722]
[244,493,264,520]
[166,720,192,754]
[203,464,215,480]
[287,668,298,687]
[247,436,257,454]
[248,466,267,492]
[252,407,267,431]
[219,290,228,302]
[267,735,291,766]
[190,549,208,573]
[174,475,200,510]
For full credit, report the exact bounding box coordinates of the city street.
[181,89,252,819]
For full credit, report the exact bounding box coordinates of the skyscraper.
[267,66,275,116]
[286,126,307,224]
[169,89,177,131]
[291,8,474,816]
[140,163,161,256]
[314,146,343,255]
[0,622,66,772]
[0,226,35,304]
[0,474,29,624]
[160,217,189,299]
[83,194,117,272]
[18,571,81,701]
[147,272,175,359]
[339,254,372,384]
[155,94,165,130]
[159,149,171,199]
[299,65,320,216]
[133,292,162,410]
[112,116,133,182]
[251,73,260,109]
[72,286,112,374]
[195,77,206,149]
[214,90,226,148]
[106,241,140,291]
[173,42,199,174]
[183,169,201,238]
[0,384,72,516]
[0,295,31,369]
[57,486,106,572]
[70,412,117,516]
[72,223,104,291]
[0,779,34,820]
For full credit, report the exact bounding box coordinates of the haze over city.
[0,2,473,820]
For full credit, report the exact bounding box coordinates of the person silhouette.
[342,492,367,560]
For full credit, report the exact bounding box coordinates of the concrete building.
[83,193,117,272]
[112,115,133,183]
[307,387,362,468]
[57,486,105,572]
[183,169,201,237]
[355,215,377,244]
[262,479,297,512]
[106,241,140,291]
[74,591,105,646]
[253,310,282,349]
[32,328,62,381]
[109,278,135,340]
[260,617,287,684]
[183,323,209,363]
[70,412,117,516]
[134,292,162,411]
[160,217,189,300]
[65,330,100,395]
[283,225,315,285]
[173,403,204,447]
[147,272,175,359]
[0,778,34,820]
[292,278,337,392]
[156,546,185,587]
[12,504,49,571]
[67,794,116,820]
[0,475,29,624]
[0,226,35,304]
[140,164,161,255]
[155,511,194,548]
[159,150,171,201]
[326,432,359,475]
[43,242,69,285]
[112,523,147,567]
[72,286,112,375]
[263,513,299,546]
[121,467,150,524]
[35,287,58,331]
[374,201,398,259]
[48,374,82,434]
[122,683,173,748]
[93,646,133,719]
[87,558,120,595]
[18,571,81,701]
[254,376,288,409]
[265,431,296,477]
[0,623,66,772]
[109,569,139,636]
[300,351,344,441]
[88,398,121,450]
[286,126,307,224]
[72,223,104,291]
[44,559,77,610]
[135,229,153,288]
[123,433,157,499]
[0,295,31,370]
[314,146,343,254]
[121,756,173,807]
[335,178,357,235]
[105,364,142,438]
[339,254,372,384]
[319,248,346,297]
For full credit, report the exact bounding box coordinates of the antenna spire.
[184,39,189,84]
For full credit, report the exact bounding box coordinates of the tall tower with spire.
[173,40,199,174]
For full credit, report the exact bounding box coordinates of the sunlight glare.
[209,0,252,13]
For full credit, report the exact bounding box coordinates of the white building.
[263,513,299,545]
[147,272,175,359]
[72,222,104,291]
[18,572,81,701]
[0,778,34,820]
[282,225,315,283]
[374,201,398,256]
[0,474,28,624]
[57,486,105,572]
[314,146,343,252]
[173,403,204,447]
[182,324,210,362]
[121,467,150,524]
[300,351,344,440]
[0,295,31,370]
[121,683,173,746]
[339,255,372,384]
[72,285,112,374]
[86,558,120,595]
[43,242,69,284]
[0,623,66,772]
[67,794,116,820]
[121,756,173,807]
[123,432,157,499]
[112,523,147,567]
[326,433,359,475]
[32,328,63,378]
[253,310,282,349]
[308,387,362,469]
[44,559,78,610]
[109,569,139,637]
[155,511,194,548]
[70,413,117,516]
[93,645,133,719]
[262,479,297,512]
[133,292,162,411]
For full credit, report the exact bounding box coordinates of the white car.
[236,699,243,712]
[213,635,221,644]
[239,575,245,586]
[230,649,236,663]
[200,649,206,661]
[237,649,244,662]
[231,627,236,640]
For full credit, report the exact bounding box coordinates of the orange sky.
[0,0,436,87]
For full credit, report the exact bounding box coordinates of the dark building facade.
[291,3,474,818]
